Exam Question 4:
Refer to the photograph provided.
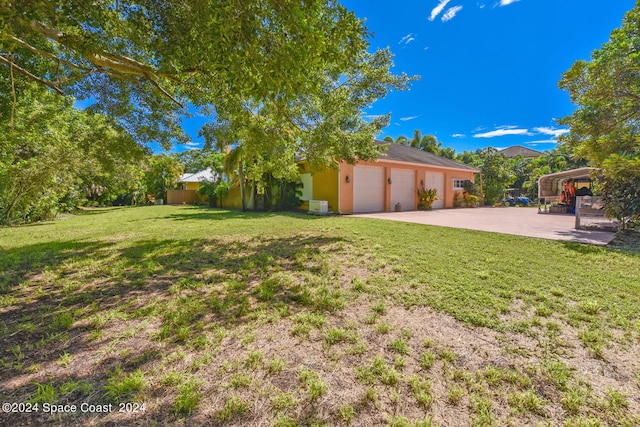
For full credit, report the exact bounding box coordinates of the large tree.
[559,3,640,226]
[1,0,411,158]
[0,84,147,224]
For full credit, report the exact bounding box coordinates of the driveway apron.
[350,207,616,245]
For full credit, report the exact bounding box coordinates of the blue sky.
[173,0,634,155]
[340,0,635,153]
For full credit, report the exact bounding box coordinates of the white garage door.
[425,172,445,209]
[390,169,416,211]
[353,166,385,213]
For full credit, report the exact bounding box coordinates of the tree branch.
[5,35,91,71]
[0,55,64,95]
[143,73,184,108]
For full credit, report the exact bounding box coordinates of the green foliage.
[216,396,249,421]
[388,337,410,355]
[175,150,224,174]
[559,5,640,223]
[104,367,145,402]
[298,368,328,401]
[3,1,414,212]
[0,85,147,224]
[29,382,57,404]
[410,130,441,154]
[417,186,441,210]
[338,404,356,424]
[456,147,514,205]
[1,1,395,147]
[144,155,183,201]
[408,374,434,409]
[600,155,640,228]
[174,378,202,416]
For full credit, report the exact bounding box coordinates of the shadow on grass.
[0,240,113,294]
[0,232,345,425]
[166,206,327,222]
[73,207,123,215]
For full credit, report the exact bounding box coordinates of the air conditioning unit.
[308,200,328,214]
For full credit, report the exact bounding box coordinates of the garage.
[353,166,385,213]
[425,172,445,209]
[390,169,416,211]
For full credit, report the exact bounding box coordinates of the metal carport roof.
[538,167,599,198]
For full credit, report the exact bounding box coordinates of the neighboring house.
[167,167,217,204]
[499,146,542,159]
[299,141,480,214]
[178,167,217,190]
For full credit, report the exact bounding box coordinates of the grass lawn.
[1,205,639,426]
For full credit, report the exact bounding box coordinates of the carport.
[538,167,598,202]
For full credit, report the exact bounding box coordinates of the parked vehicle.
[502,189,532,207]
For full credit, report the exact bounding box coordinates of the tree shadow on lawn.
[166,206,328,222]
[0,233,346,425]
[0,240,114,294]
[73,207,123,215]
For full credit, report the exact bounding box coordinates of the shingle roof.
[179,167,216,183]
[375,141,480,172]
[499,145,542,159]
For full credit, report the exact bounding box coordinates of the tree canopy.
[1,0,412,158]
[0,84,147,224]
[559,2,640,226]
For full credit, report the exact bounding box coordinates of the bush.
[417,186,441,210]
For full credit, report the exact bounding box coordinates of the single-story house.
[178,167,217,191]
[299,141,481,214]
[167,167,217,204]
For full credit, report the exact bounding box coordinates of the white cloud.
[528,139,558,144]
[429,0,451,21]
[533,127,569,137]
[499,0,520,6]
[442,6,463,22]
[400,115,421,121]
[452,133,465,138]
[473,128,531,138]
[399,33,415,45]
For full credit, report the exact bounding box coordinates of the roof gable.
[179,167,216,183]
[499,145,542,159]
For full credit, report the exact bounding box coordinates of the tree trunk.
[239,161,246,212]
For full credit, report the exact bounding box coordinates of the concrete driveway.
[350,207,616,245]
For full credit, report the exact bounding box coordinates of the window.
[453,179,466,190]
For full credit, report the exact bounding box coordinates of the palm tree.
[223,144,248,211]
[420,134,441,154]
[395,135,409,145]
[410,129,423,148]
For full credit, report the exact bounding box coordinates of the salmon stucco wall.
[444,171,476,207]
[336,159,476,213]
[339,163,354,214]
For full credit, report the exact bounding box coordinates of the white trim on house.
[453,178,466,190]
